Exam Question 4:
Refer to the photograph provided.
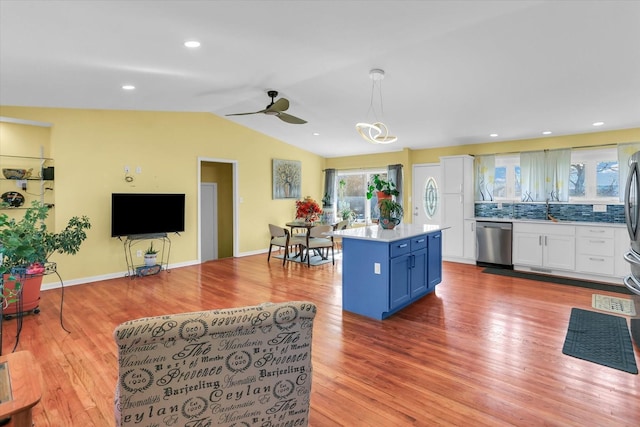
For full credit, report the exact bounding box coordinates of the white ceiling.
[1,1,639,158]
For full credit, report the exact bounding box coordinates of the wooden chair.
[299,224,334,267]
[114,301,317,427]
[333,219,349,252]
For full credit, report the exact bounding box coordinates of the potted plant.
[0,201,91,316]
[366,174,399,200]
[144,242,159,266]
[378,199,404,230]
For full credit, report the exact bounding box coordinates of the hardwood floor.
[2,255,639,426]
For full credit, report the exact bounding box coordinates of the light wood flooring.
[2,255,639,426]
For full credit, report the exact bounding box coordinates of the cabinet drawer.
[576,236,614,256]
[576,226,614,239]
[411,235,428,251]
[390,239,411,258]
[576,254,614,275]
[514,222,575,236]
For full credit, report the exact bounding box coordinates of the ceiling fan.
[226,90,307,124]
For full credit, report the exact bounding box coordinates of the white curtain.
[546,149,571,201]
[520,149,570,202]
[618,142,640,201]
[520,151,547,201]
[474,155,495,201]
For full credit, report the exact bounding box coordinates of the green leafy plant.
[1,201,91,302]
[378,199,404,219]
[366,174,399,200]
[145,242,159,255]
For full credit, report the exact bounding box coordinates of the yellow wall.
[1,107,325,284]
[2,103,638,287]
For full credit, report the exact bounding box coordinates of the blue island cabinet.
[341,230,443,320]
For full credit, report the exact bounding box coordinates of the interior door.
[412,163,441,225]
[200,182,218,262]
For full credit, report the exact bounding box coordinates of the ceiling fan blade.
[277,112,307,124]
[267,98,289,113]
[225,108,267,117]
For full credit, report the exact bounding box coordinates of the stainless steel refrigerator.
[622,150,640,346]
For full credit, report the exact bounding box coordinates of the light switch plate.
[593,204,607,213]
[374,263,381,274]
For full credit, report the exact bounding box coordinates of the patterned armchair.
[113,301,317,426]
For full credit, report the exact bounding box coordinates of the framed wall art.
[273,159,301,199]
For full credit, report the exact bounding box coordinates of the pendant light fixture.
[355,68,398,144]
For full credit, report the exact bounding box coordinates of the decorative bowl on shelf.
[2,168,28,179]
[1,191,25,207]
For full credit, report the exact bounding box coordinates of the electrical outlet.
[593,204,607,213]
[124,165,130,173]
[136,250,142,257]
[374,263,381,274]
[497,202,503,209]
[136,166,142,174]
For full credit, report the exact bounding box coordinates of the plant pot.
[144,254,157,267]
[376,191,392,202]
[2,273,43,316]
[379,217,400,230]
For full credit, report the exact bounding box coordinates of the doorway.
[199,159,237,261]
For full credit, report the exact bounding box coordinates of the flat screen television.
[111,193,185,237]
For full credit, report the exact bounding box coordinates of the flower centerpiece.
[295,197,322,223]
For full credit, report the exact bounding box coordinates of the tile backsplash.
[475,202,624,223]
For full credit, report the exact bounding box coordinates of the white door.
[200,183,218,262]
[412,163,441,226]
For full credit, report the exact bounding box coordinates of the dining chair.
[333,219,349,252]
[268,223,293,266]
[299,224,334,267]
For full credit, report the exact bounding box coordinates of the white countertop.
[330,224,445,242]
[471,217,625,228]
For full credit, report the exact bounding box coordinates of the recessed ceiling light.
[490,133,498,137]
[592,121,604,127]
[542,131,552,135]
[122,85,135,90]
[312,132,320,136]
[184,40,201,48]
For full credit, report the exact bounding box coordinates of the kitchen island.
[332,224,444,320]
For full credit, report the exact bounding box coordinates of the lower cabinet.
[342,231,442,320]
[512,223,575,271]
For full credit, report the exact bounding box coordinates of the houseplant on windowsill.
[378,199,404,230]
[144,242,159,266]
[366,174,399,201]
[0,201,91,316]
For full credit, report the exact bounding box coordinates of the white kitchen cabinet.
[575,226,615,276]
[615,226,631,277]
[440,155,474,263]
[463,219,476,260]
[513,223,575,271]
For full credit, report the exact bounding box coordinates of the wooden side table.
[0,351,43,427]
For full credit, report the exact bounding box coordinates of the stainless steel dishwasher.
[476,221,513,268]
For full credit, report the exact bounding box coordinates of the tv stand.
[122,233,171,278]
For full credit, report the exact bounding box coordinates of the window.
[494,155,521,200]
[570,147,618,201]
[492,149,617,202]
[336,170,386,222]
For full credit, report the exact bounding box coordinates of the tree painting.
[273,159,301,199]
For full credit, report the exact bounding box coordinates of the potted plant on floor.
[0,201,91,317]
[144,242,159,266]
[378,199,404,230]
